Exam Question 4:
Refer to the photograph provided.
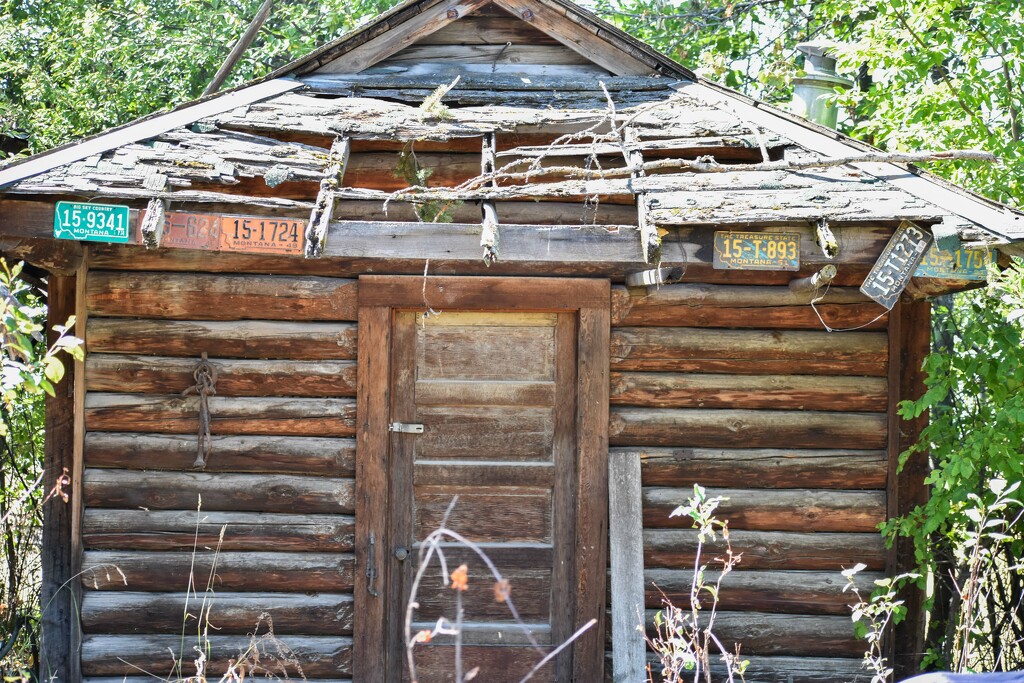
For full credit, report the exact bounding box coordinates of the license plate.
[137,210,222,250]
[860,222,932,309]
[220,215,304,255]
[914,244,991,280]
[713,231,800,271]
[54,201,131,243]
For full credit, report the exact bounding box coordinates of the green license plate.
[914,244,991,280]
[54,201,131,243]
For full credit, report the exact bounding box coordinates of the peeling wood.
[138,198,166,249]
[305,136,350,258]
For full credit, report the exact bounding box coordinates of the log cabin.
[1,0,1023,681]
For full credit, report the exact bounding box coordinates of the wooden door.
[355,276,610,683]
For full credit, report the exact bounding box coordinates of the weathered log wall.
[608,281,888,682]
[80,270,358,681]
[76,260,890,682]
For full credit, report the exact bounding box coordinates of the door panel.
[391,311,576,682]
[354,276,610,683]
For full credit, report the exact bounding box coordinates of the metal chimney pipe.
[792,42,853,129]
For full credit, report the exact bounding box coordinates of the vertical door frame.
[354,275,610,683]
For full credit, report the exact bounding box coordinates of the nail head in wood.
[447,8,459,18]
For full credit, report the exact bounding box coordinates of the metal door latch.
[389,422,424,434]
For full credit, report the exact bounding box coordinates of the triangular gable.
[285,0,691,77]
[345,5,616,79]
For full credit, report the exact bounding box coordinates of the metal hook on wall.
[182,351,218,469]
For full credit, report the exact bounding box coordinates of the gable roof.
[271,0,694,79]
[0,0,1021,248]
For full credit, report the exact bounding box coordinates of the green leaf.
[43,355,65,383]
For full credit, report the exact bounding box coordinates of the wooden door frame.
[354,275,610,683]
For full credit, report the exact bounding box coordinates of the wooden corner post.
[40,271,81,683]
[887,299,931,678]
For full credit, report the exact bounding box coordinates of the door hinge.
[389,422,424,434]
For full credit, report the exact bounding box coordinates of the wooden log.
[81,550,354,592]
[83,469,355,515]
[605,653,872,683]
[610,280,884,327]
[214,92,609,140]
[611,298,887,330]
[610,372,887,412]
[334,198,639,225]
[85,394,356,437]
[610,282,876,325]
[324,221,643,261]
[85,433,354,476]
[86,272,357,321]
[643,529,886,570]
[380,43,593,66]
[642,609,862,658]
[321,173,941,215]
[86,354,357,397]
[642,487,886,532]
[80,507,352,557]
[311,85,665,108]
[300,73,663,92]
[630,447,887,489]
[82,509,354,552]
[0,198,60,239]
[644,568,883,615]
[87,319,357,360]
[80,634,352,678]
[81,591,353,635]
[609,408,888,449]
[0,235,84,275]
[716,655,869,683]
[499,134,786,159]
[648,188,943,226]
[610,327,888,376]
